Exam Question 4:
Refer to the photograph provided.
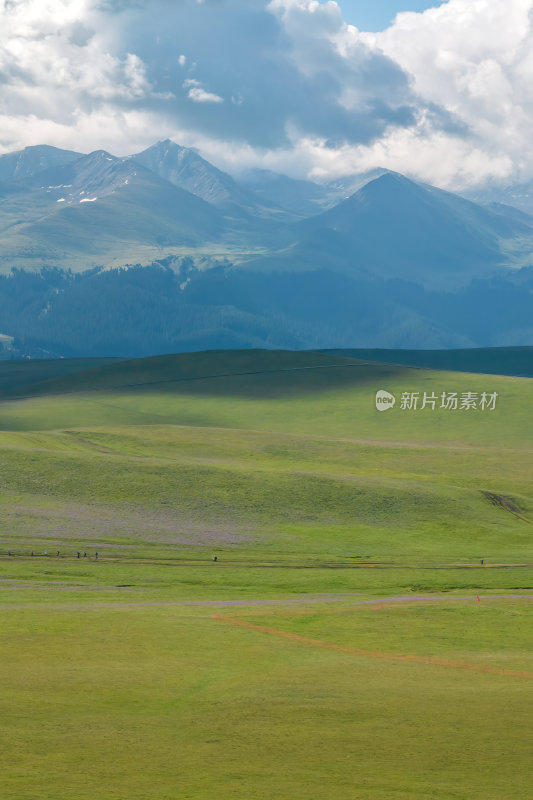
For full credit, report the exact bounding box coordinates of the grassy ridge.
[0,356,123,395]
[0,351,531,564]
[0,423,532,563]
[0,350,530,448]
[327,346,533,377]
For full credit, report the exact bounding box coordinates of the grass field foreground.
[0,349,531,799]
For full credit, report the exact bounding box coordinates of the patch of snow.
[80,197,97,203]
[57,198,66,202]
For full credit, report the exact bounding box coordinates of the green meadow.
[0,350,531,799]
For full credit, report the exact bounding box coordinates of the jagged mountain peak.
[84,149,117,161]
[27,149,141,202]
[130,140,260,209]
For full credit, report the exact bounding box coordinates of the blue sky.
[337,0,443,31]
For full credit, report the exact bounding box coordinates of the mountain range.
[0,140,533,355]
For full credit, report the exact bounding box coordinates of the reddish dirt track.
[212,595,533,680]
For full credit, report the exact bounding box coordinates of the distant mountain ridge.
[0,144,81,182]
[289,172,533,287]
[0,147,224,268]
[1,140,533,353]
[465,179,533,216]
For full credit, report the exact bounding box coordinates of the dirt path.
[212,597,533,680]
[1,591,532,610]
[213,615,533,680]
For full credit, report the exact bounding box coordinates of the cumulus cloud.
[0,0,158,152]
[187,87,224,103]
[0,0,532,189]
[357,0,533,188]
[0,0,423,163]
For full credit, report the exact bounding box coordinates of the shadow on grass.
[0,349,412,400]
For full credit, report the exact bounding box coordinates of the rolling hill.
[325,346,533,378]
[1,348,531,800]
[0,348,531,447]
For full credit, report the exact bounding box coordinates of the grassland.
[328,345,533,378]
[0,349,531,799]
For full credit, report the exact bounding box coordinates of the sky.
[0,0,532,191]
[337,1,443,31]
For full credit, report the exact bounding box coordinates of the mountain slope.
[1,141,533,351]
[236,168,330,216]
[235,167,392,217]
[325,347,533,378]
[465,179,533,216]
[3,261,533,358]
[0,150,225,269]
[131,140,275,216]
[0,144,81,182]
[289,172,533,288]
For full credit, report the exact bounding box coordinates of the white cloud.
[1,0,532,191]
[187,87,224,103]
[357,0,533,188]
[0,0,418,166]
[0,0,153,142]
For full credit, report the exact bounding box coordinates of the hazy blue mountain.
[1,140,533,354]
[236,168,330,216]
[0,144,81,182]
[0,150,224,270]
[2,262,532,358]
[288,172,533,288]
[465,180,533,216]
[235,167,392,216]
[2,141,532,282]
[322,168,391,205]
[130,140,276,217]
